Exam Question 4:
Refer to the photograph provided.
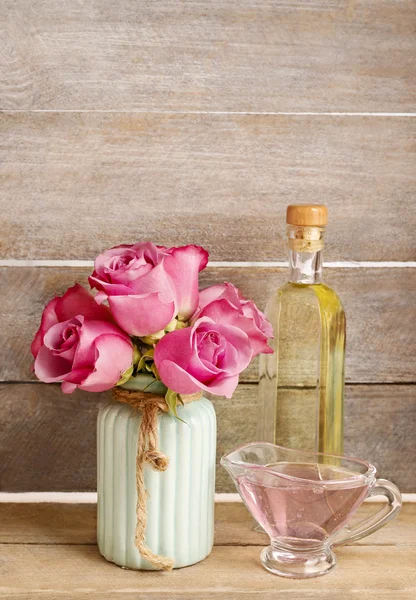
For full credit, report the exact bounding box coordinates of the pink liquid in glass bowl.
[221,442,401,578]
[238,462,368,550]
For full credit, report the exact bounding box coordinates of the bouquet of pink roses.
[32,243,273,412]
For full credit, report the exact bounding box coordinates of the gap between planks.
[1,260,416,269]
[1,492,415,503]
[1,110,416,116]
[2,381,416,386]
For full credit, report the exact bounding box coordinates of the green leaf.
[141,329,166,346]
[120,373,167,396]
[165,389,186,424]
[116,364,134,386]
[132,344,141,366]
[164,317,178,332]
[150,363,160,380]
[137,348,155,372]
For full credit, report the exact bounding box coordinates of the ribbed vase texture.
[97,397,216,570]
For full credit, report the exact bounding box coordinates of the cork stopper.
[286,205,328,227]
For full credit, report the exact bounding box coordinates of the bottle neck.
[289,249,323,284]
[287,225,325,285]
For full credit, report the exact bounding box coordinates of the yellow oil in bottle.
[258,206,345,455]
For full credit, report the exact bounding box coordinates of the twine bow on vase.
[112,387,201,571]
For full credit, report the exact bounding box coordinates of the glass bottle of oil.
[258,205,345,455]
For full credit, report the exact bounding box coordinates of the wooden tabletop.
[0,502,415,599]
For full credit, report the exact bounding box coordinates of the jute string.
[112,387,202,571]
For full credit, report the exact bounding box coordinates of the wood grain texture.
[1,113,415,261]
[1,502,415,547]
[1,1,415,112]
[0,503,98,545]
[0,543,415,599]
[0,383,414,493]
[2,266,415,384]
[215,502,416,548]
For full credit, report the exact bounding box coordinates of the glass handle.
[333,479,402,547]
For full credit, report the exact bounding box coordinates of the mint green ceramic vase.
[97,392,216,570]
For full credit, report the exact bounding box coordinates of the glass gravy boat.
[221,442,401,578]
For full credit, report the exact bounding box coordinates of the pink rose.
[154,317,253,398]
[31,284,133,394]
[193,283,273,357]
[89,242,209,336]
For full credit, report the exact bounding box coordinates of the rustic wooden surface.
[2,1,414,112]
[0,0,415,495]
[1,113,415,261]
[1,383,414,493]
[1,502,416,547]
[2,266,415,383]
[0,503,414,599]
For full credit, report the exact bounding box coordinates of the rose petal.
[156,359,239,398]
[154,326,194,368]
[31,285,113,359]
[164,245,209,320]
[197,284,228,312]
[73,319,131,369]
[55,284,112,322]
[128,259,176,303]
[154,360,203,395]
[56,368,94,396]
[91,242,168,291]
[193,318,253,373]
[31,296,60,358]
[154,316,251,398]
[77,334,133,392]
[61,381,78,394]
[43,317,82,351]
[154,325,221,381]
[108,293,176,336]
[94,291,109,305]
[88,275,133,297]
[195,298,240,328]
[34,346,73,382]
[196,284,274,357]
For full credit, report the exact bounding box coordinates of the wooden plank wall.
[1,0,415,492]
